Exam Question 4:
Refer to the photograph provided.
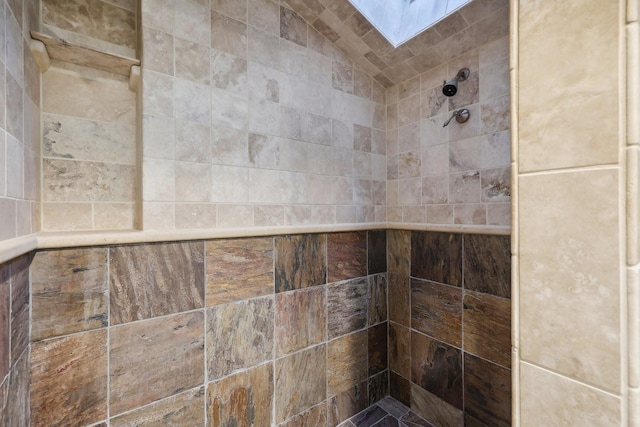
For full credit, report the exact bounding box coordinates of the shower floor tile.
[341,396,434,427]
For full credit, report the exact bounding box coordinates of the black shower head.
[442,68,470,97]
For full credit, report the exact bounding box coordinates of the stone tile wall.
[386,33,511,227]
[0,0,41,242]
[28,230,389,426]
[0,254,32,425]
[39,0,138,231]
[387,229,511,427]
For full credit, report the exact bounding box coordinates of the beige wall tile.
[42,202,93,231]
[93,203,135,230]
[519,169,620,392]
[217,204,254,228]
[518,0,619,172]
[520,362,621,426]
[175,203,217,229]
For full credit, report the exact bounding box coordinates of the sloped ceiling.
[283,0,509,87]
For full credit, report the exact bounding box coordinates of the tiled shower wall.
[23,228,510,426]
[0,0,41,242]
[27,230,390,426]
[386,229,511,426]
[40,0,138,231]
[140,0,387,230]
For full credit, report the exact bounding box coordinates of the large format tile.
[368,371,389,406]
[207,363,273,427]
[328,382,368,427]
[0,262,10,379]
[275,234,327,292]
[31,330,107,426]
[327,278,368,339]
[109,242,205,324]
[463,234,510,298]
[206,237,274,306]
[275,286,326,357]
[6,349,29,427]
[207,297,274,379]
[463,291,510,367]
[518,0,619,172]
[520,362,620,426]
[411,279,462,347]
[387,230,410,275]
[411,232,462,287]
[31,248,108,341]
[9,255,29,365]
[327,232,367,282]
[110,312,204,415]
[368,274,387,325]
[367,229,387,274]
[111,387,204,426]
[389,371,410,407]
[519,169,620,392]
[275,345,327,423]
[463,353,511,427]
[410,382,463,427]
[328,330,368,396]
[388,273,410,326]
[368,323,388,376]
[389,323,410,379]
[410,331,462,410]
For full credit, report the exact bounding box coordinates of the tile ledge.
[0,234,39,265]
[387,222,511,235]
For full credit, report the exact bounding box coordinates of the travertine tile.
[111,387,204,426]
[175,79,211,124]
[480,95,509,134]
[206,237,274,306]
[109,242,205,324]
[175,39,211,85]
[411,278,462,347]
[519,169,620,392]
[211,49,247,94]
[453,204,486,225]
[175,162,212,202]
[327,278,368,339]
[206,297,274,379]
[248,26,280,69]
[175,0,210,46]
[275,234,327,292]
[31,329,107,426]
[281,6,308,47]
[449,171,480,204]
[521,362,621,426]
[464,353,511,427]
[411,331,462,410]
[211,86,248,130]
[31,249,108,341]
[207,363,273,427]
[42,202,93,231]
[142,26,174,75]
[275,345,327,423]
[110,312,204,415]
[211,11,247,58]
[327,330,368,396]
[212,0,247,22]
[175,203,217,229]
[275,286,326,357]
[518,0,618,172]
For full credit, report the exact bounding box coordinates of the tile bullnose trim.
[387,222,511,236]
[0,234,39,265]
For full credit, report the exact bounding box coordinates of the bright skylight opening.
[348,0,474,47]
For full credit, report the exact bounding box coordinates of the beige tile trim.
[0,235,38,265]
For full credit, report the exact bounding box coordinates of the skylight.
[348,0,474,47]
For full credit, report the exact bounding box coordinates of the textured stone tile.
[276,287,326,357]
[111,386,204,426]
[327,278,368,339]
[5,349,29,427]
[368,323,388,376]
[212,0,247,22]
[280,6,307,47]
[31,330,107,426]
[275,345,327,423]
[9,255,29,365]
[206,237,274,306]
[31,248,108,341]
[376,396,409,419]
[464,414,489,427]
[367,230,387,274]
[410,382,463,427]
[328,330,368,396]
[275,234,327,292]
[463,290,510,367]
[389,371,410,407]
[411,232,462,287]
[110,242,205,324]
[280,402,328,427]
[463,353,511,427]
[207,297,274,379]
[327,232,367,282]
[411,279,462,347]
[351,405,387,427]
[411,332,462,410]
[110,312,204,415]
[0,262,10,379]
[387,230,410,275]
[333,61,353,93]
[368,274,387,325]
[207,363,273,427]
[211,11,247,58]
[42,0,136,50]
[463,234,510,298]
[328,381,368,427]
[389,322,410,379]
[388,273,410,327]
[368,371,389,406]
